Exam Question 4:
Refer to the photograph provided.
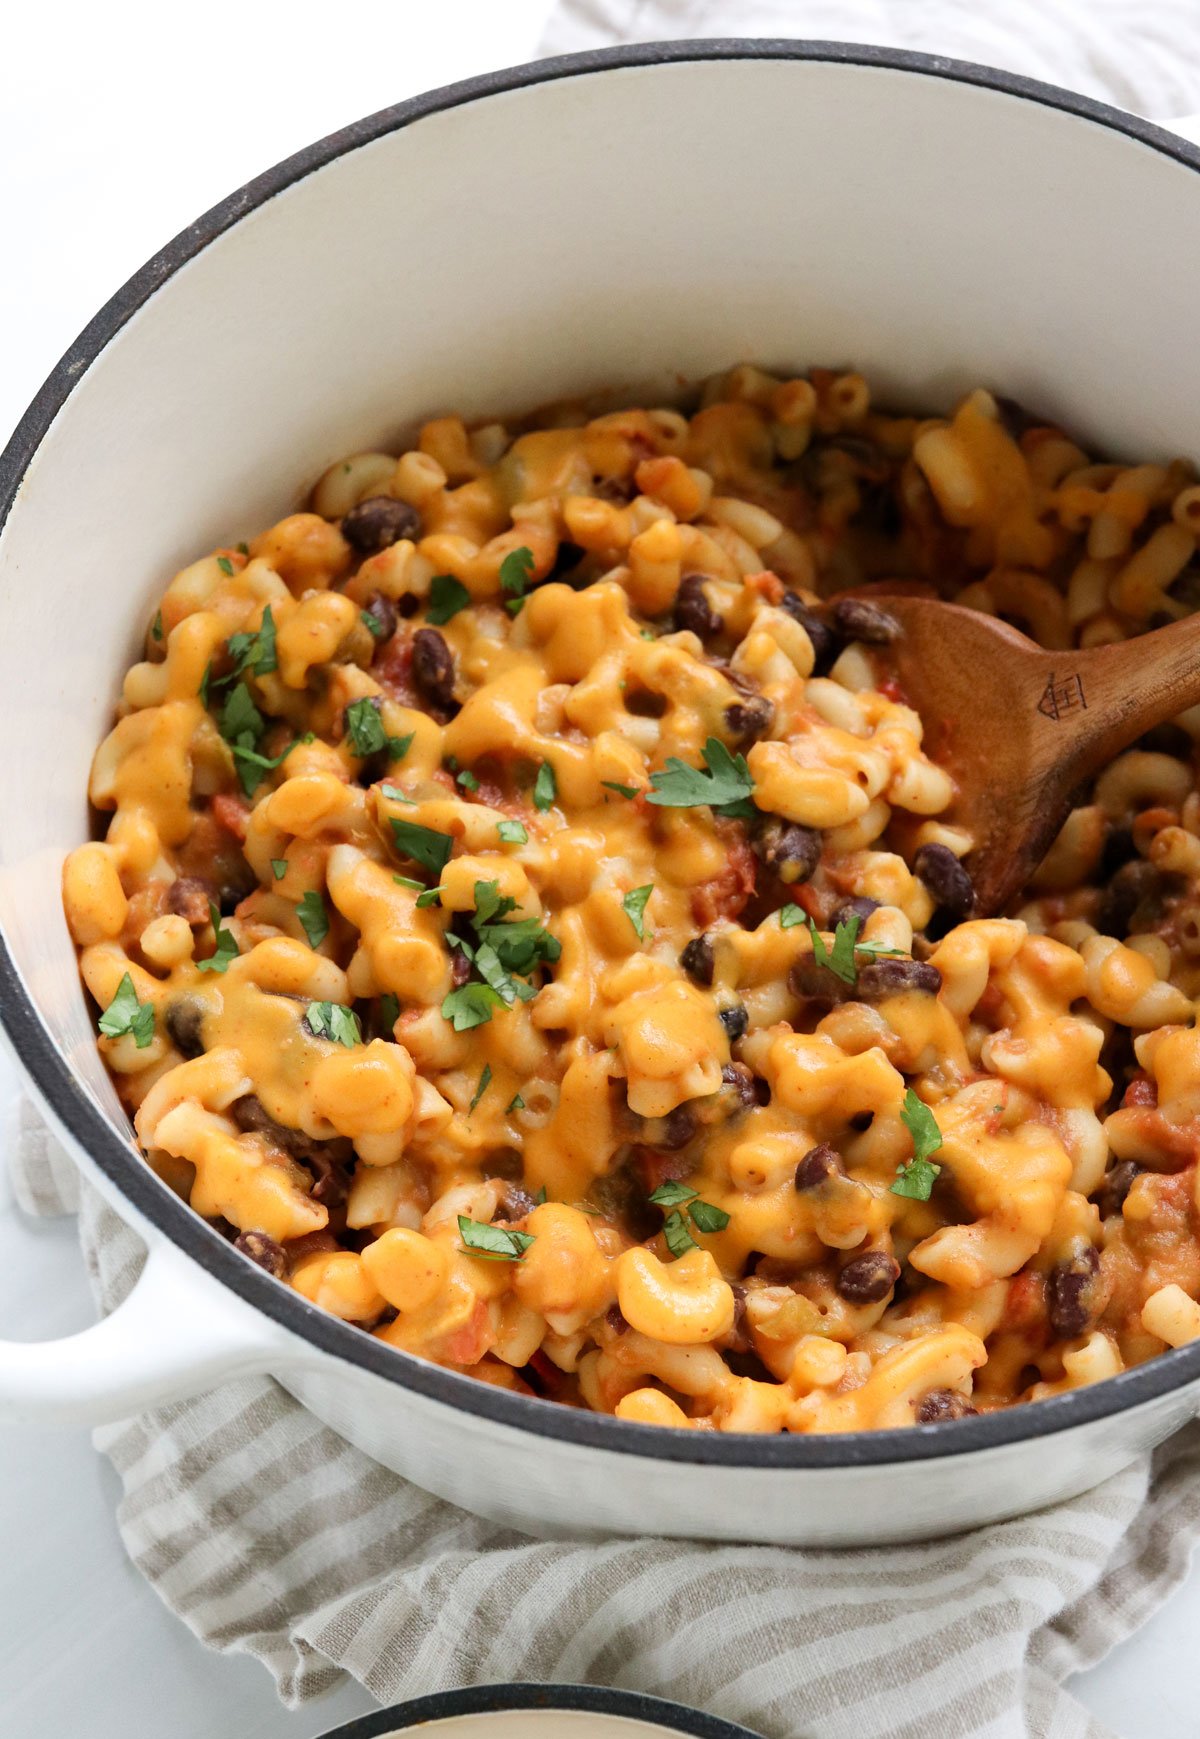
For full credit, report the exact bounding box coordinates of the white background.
[2,4,1199,1736]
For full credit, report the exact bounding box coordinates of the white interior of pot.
[2,53,1199,1130]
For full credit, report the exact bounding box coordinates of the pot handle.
[0,1238,292,1425]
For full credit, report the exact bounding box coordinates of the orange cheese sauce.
[63,365,1200,1433]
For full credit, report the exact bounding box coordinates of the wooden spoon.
[842,593,1200,915]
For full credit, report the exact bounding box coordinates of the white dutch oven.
[3,42,1200,1547]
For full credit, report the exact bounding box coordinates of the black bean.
[836,1250,901,1304]
[794,1142,841,1191]
[605,1302,631,1336]
[754,818,821,884]
[450,947,472,988]
[308,1152,350,1209]
[411,627,457,716]
[549,540,589,584]
[721,1061,758,1112]
[1046,1244,1102,1339]
[230,1094,351,1172]
[724,694,774,745]
[790,954,850,1002]
[681,935,715,987]
[674,573,723,640]
[718,1004,749,1041]
[658,1104,699,1150]
[830,895,880,929]
[1099,859,1162,937]
[913,843,976,921]
[779,594,838,672]
[361,591,399,644]
[591,1162,660,1244]
[165,998,205,1059]
[1095,1160,1139,1220]
[497,1186,538,1221]
[726,1283,751,1354]
[916,1388,978,1424]
[830,597,900,644]
[856,958,942,998]
[234,1230,288,1279]
[166,876,215,927]
[341,496,420,555]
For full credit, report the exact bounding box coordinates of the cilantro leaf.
[230,732,312,797]
[151,610,164,642]
[226,604,277,678]
[688,1199,731,1233]
[662,1209,697,1258]
[472,880,518,926]
[217,555,234,576]
[297,891,330,950]
[499,545,535,616]
[805,913,861,985]
[602,781,638,799]
[305,1001,362,1046]
[97,973,155,1048]
[780,904,806,929]
[458,1214,535,1261]
[381,783,416,806]
[442,983,504,1031]
[218,680,264,745]
[346,697,410,760]
[393,874,423,891]
[854,939,909,960]
[457,769,479,792]
[622,883,654,941]
[646,737,756,818]
[475,941,536,1007]
[271,858,288,880]
[426,574,472,626]
[506,1092,526,1113]
[390,818,453,878]
[361,606,388,639]
[415,886,444,909]
[533,761,557,811]
[649,1181,698,1207]
[891,1088,944,1200]
[236,541,249,555]
[469,1063,493,1113]
[497,819,527,844]
[196,901,238,973]
[379,992,400,1032]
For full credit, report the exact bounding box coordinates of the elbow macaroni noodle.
[63,365,1200,1432]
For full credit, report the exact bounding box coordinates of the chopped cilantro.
[390,818,453,878]
[649,1181,698,1207]
[381,783,416,806]
[218,680,264,745]
[499,545,535,616]
[442,983,504,1031]
[426,574,472,626]
[236,541,249,556]
[230,733,312,797]
[688,1199,731,1233]
[662,1209,697,1258]
[151,610,164,642]
[216,555,234,576]
[297,890,330,950]
[97,973,155,1048]
[622,883,654,941]
[533,761,557,811]
[469,1063,493,1113]
[361,607,388,639]
[601,781,638,799]
[456,769,479,792]
[646,737,756,819]
[305,1001,362,1046]
[805,913,861,985]
[891,1089,944,1200]
[271,858,288,881]
[226,605,277,678]
[506,1092,526,1113]
[195,901,238,973]
[780,904,806,929]
[346,697,410,760]
[379,992,400,1032]
[458,1214,534,1261]
[415,886,445,909]
[497,819,527,844]
[393,874,424,891]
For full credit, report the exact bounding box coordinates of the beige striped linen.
[9,1093,1200,1739]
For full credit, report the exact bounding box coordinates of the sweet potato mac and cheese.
[63,366,1200,1433]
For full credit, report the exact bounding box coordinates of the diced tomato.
[211,792,252,842]
[441,1298,495,1367]
[877,675,908,705]
[634,1145,695,1194]
[1123,1074,1158,1108]
[1004,1269,1047,1334]
[691,837,756,926]
[374,631,416,705]
[746,570,784,604]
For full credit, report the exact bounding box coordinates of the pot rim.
[4,37,1200,1472]
[317,1682,757,1738]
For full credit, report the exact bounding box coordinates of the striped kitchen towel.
[8,1065,1200,1738]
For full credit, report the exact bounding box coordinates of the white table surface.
[2,6,1199,1735]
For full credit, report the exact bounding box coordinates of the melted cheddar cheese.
[63,365,1200,1433]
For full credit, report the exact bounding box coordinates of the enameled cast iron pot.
[315,1683,758,1738]
[4,41,1200,1546]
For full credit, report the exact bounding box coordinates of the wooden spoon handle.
[1062,609,1200,769]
